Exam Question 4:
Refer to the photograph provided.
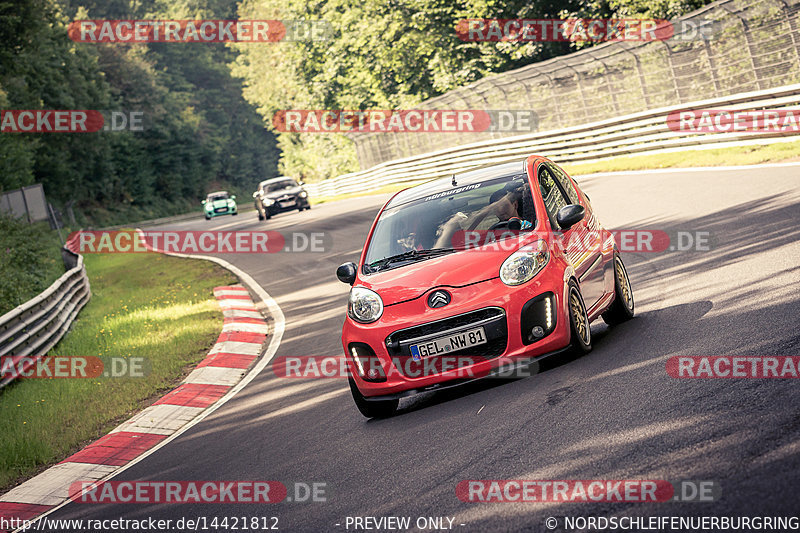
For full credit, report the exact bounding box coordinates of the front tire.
[602,253,635,326]
[567,281,592,355]
[349,378,398,419]
[205,214,211,220]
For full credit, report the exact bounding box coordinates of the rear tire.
[602,253,635,326]
[349,378,398,419]
[258,213,264,221]
[567,281,592,355]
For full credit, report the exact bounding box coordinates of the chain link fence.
[0,184,49,224]
[347,0,800,170]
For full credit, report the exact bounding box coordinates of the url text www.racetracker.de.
[1,515,280,532]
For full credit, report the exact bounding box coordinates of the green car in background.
[202,191,238,220]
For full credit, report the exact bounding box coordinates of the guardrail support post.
[537,67,565,129]
[661,41,683,103]
[558,59,590,123]
[720,3,763,91]
[588,50,620,116]
[702,35,723,97]
[619,42,651,110]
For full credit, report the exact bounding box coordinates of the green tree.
[233,0,713,181]
[1,0,280,225]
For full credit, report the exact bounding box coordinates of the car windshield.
[208,193,228,201]
[265,179,297,192]
[363,174,535,273]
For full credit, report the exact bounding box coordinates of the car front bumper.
[207,205,237,216]
[263,196,309,214]
[341,266,572,399]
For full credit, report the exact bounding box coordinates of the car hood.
[208,199,231,208]
[263,186,303,199]
[358,242,525,305]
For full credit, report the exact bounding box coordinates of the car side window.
[550,165,580,205]
[538,167,571,229]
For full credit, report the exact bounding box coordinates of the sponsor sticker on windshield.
[422,183,481,202]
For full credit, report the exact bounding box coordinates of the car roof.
[386,160,527,208]
[258,176,295,187]
[207,191,228,196]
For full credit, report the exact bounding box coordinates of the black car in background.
[252,177,311,220]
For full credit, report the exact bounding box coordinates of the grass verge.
[0,252,237,492]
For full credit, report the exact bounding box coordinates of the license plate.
[409,326,487,361]
[214,208,227,212]
[279,200,296,208]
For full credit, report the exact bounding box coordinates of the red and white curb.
[0,278,284,531]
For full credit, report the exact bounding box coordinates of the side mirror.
[336,262,357,285]
[230,195,236,200]
[252,191,259,198]
[556,204,585,230]
[201,200,206,204]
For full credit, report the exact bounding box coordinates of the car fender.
[561,263,579,322]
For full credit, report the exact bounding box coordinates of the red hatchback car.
[336,155,634,418]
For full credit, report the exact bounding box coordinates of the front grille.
[386,307,507,377]
[386,307,505,347]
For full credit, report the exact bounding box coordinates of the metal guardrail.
[304,83,800,198]
[0,248,91,389]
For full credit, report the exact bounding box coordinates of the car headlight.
[348,287,383,323]
[299,191,308,198]
[499,240,550,286]
[263,198,275,206]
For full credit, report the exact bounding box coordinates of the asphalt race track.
[47,165,800,531]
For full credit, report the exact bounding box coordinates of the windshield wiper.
[367,248,458,273]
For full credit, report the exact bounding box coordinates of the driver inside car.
[434,182,532,249]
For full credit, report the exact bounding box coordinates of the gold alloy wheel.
[615,257,633,311]
[570,289,590,345]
